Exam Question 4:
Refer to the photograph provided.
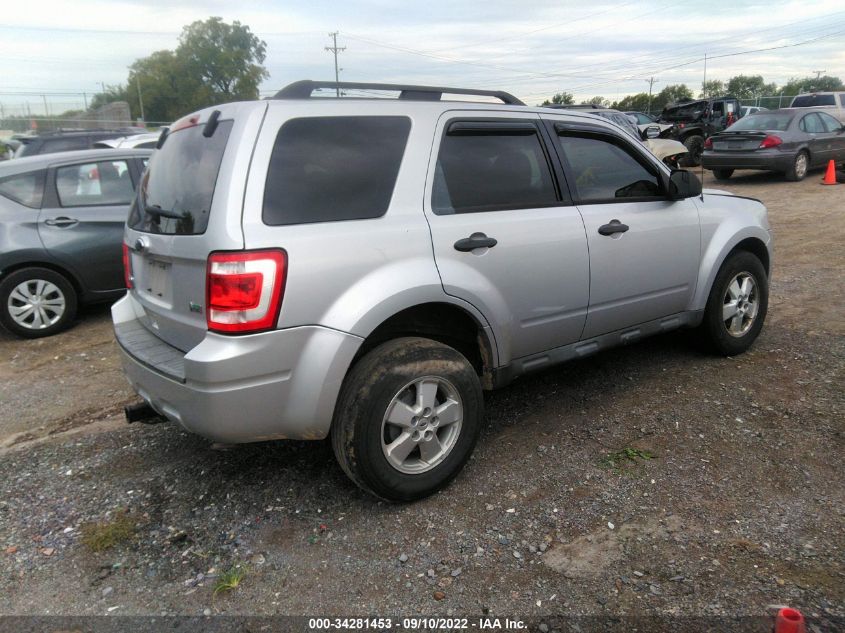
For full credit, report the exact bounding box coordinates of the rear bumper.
[112,293,362,443]
[702,150,793,172]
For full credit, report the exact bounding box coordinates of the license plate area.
[143,258,172,304]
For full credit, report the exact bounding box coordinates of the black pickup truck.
[659,96,743,167]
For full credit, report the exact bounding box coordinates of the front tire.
[700,251,768,356]
[331,337,483,502]
[682,135,705,167]
[712,168,734,181]
[0,267,77,338]
[784,151,809,181]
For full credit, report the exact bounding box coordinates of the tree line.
[541,74,845,113]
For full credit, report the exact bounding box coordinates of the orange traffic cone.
[822,160,837,185]
[774,607,806,633]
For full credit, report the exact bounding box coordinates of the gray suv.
[113,80,772,501]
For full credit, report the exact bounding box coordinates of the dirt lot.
[0,170,842,628]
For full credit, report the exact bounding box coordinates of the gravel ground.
[0,169,842,628]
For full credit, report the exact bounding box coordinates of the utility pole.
[82,92,88,110]
[325,32,346,97]
[645,77,659,115]
[136,76,145,123]
[812,69,826,80]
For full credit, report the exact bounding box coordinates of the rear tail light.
[122,243,133,289]
[704,137,713,149]
[206,250,287,334]
[759,135,783,149]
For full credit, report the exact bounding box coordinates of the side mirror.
[667,169,702,200]
[645,125,660,139]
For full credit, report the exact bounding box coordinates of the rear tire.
[331,337,483,502]
[712,168,734,181]
[784,151,809,181]
[699,251,768,356]
[682,135,705,167]
[0,267,77,339]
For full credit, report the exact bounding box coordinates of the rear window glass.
[41,137,90,153]
[262,116,411,226]
[792,94,835,107]
[128,120,233,235]
[0,170,46,208]
[729,113,793,131]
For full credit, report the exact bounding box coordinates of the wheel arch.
[351,301,498,390]
[0,259,84,300]
[692,229,772,312]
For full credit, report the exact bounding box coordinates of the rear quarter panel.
[240,102,479,340]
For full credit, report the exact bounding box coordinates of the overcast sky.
[1,0,844,118]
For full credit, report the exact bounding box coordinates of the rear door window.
[817,111,842,132]
[432,122,558,214]
[0,170,46,208]
[262,116,411,225]
[128,119,233,235]
[55,160,134,207]
[800,113,824,133]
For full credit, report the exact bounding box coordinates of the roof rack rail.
[272,80,525,105]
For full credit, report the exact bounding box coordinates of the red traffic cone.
[774,607,806,633]
[822,160,837,185]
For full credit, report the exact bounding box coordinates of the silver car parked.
[113,80,772,501]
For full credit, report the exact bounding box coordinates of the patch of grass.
[81,512,136,552]
[213,565,248,597]
[602,447,655,471]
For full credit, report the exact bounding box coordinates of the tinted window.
[263,116,410,226]
[433,126,557,214]
[128,120,233,235]
[840,95,845,106]
[817,112,842,132]
[729,113,792,131]
[792,94,835,107]
[56,160,134,207]
[556,133,662,202]
[0,170,46,208]
[41,137,90,153]
[800,113,824,133]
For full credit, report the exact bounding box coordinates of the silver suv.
[113,80,772,501]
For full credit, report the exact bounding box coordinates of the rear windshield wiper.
[145,204,186,219]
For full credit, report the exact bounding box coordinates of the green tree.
[177,17,268,103]
[611,93,652,113]
[781,75,844,95]
[541,91,574,106]
[699,80,725,98]
[726,75,777,100]
[126,51,198,123]
[89,85,129,111]
[585,96,610,107]
[653,84,693,111]
[86,17,268,123]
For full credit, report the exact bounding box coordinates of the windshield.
[791,94,835,107]
[727,113,793,132]
[127,119,232,235]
